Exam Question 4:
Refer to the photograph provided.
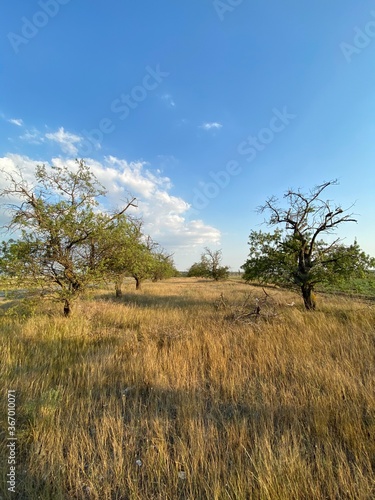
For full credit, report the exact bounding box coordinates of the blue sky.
[1,0,374,270]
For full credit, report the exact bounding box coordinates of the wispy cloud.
[45,127,82,155]
[200,122,223,130]
[161,93,176,108]
[8,118,23,127]
[20,128,44,145]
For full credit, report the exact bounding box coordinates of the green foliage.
[187,248,229,281]
[130,242,157,287]
[241,230,295,286]
[126,240,178,288]
[151,252,179,281]
[187,261,209,278]
[324,240,375,280]
[96,216,141,288]
[99,219,178,293]
[242,232,374,290]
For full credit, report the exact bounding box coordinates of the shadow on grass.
[0,297,41,318]
[95,291,213,310]
[15,373,366,499]
[7,331,373,499]
[0,298,21,313]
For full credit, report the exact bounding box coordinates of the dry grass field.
[1,278,375,499]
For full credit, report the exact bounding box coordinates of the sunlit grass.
[1,278,374,499]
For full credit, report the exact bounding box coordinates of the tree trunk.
[115,279,123,297]
[135,277,141,290]
[301,284,316,310]
[63,299,71,317]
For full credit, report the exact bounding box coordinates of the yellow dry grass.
[1,278,374,499]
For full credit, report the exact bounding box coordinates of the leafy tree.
[102,224,155,293]
[97,216,142,297]
[0,160,135,315]
[241,229,295,286]
[101,219,178,294]
[129,241,156,291]
[187,248,229,281]
[129,235,178,290]
[150,251,179,282]
[186,261,208,278]
[242,181,374,309]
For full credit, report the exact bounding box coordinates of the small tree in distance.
[150,251,179,282]
[187,248,229,281]
[241,180,375,310]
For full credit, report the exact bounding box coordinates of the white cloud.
[200,122,223,130]
[0,154,221,268]
[73,156,221,256]
[156,155,179,171]
[45,127,82,155]
[0,154,41,183]
[20,128,44,145]
[161,93,176,107]
[0,154,42,228]
[8,118,23,127]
